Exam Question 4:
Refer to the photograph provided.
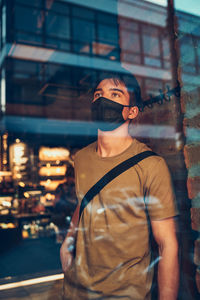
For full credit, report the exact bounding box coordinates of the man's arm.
[151,217,179,300]
[60,204,79,272]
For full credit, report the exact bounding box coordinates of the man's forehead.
[96,78,128,90]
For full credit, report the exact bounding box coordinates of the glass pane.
[45,0,69,15]
[182,64,196,74]
[164,60,171,69]
[121,52,141,64]
[120,30,140,52]
[143,34,160,56]
[15,31,42,45]
[180,35,196,65]
[72,18,95,42]
[97,12,117,25]
[97,24,118,45]
[162,37,170,59]
[72,6,94,20]
[16,0,42,8]
[15,5,43,34]
[144,56,161,67]
[0,13,2,49]
[197,39,200,66]
[46,12,70,39]
[13,60,40,75]
[45,37,70,51]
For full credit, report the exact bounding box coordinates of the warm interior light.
[0,274,64,291]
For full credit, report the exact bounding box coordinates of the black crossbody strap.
[79,150,157,221]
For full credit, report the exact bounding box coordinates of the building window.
[13,1,120,61]
[119,17,170,70]
[119,18,141,64]
[142,25,162,68]
[180,35,197,74]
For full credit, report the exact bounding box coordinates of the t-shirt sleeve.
[145,157,178,220]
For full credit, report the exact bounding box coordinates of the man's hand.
[60,205,79,273]
[60,239,73,272]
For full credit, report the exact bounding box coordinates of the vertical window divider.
[94,10,98,57]
[139,24,144,65]
[159,30,164,69]
[69,5,73,53]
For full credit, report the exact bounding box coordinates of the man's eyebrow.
[109,88,124,94]
[94,88,102,92]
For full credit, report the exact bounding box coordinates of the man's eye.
[94,93,101,99]
[111,92,120,98]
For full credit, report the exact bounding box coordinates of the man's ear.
[128,106,139,120]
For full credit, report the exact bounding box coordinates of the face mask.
[91,97,131,131]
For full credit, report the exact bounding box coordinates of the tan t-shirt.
[64,139,178,300]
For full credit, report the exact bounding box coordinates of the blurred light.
[39,147,70,161]
[39,166,66,176]
[2,201,11,207]
[24,192,30,198]
[109,56,116,60]
[1,70,6,113]
[15,139,20,143]
[19,182,25,187]
[0,274,64,291]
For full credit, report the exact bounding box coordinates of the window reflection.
[1,0,200,296]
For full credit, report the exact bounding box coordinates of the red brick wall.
[182,89,200,293]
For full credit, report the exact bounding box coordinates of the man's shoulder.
[133,139,167,170]
[74,141,97,161]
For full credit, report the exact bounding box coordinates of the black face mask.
[91,97,131,132]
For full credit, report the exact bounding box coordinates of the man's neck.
[97,123,133,158]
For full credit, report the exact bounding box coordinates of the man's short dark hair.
[94,66,143,110]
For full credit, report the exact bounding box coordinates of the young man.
[60,69,179,300]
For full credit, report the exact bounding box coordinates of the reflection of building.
[0,0,174,146]
[0,0,200,295]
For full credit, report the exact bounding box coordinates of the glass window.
[72,18,95,42]
[97,12,117,25]
[13,60,40,75]
[2,5,6,45]
[16,0,42,8]
[162,37,170,60]
[196,38,200,67]
[97,24,118,45]
[15,5,43,34]
[121,52,141,64]
[142,24,159,35]
[181,64,196,74]
[144,57,161,68]
[45,37,70,51]
[45,0,69,15]
[15,31,42,45]
[72,6,94,20]
[143,35,160,57]
[0,11,2,49]
[73,41,92,55]
[46,12,70,39]
[180,36,196,65]
[120,30,140,52]
[7,60,43,105]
